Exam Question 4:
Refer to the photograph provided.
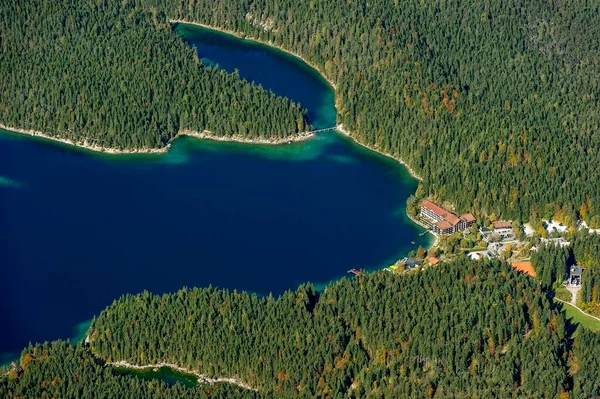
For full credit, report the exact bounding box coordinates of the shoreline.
[108,360,256,391]
[0,124,315,155]
[0,124,167,155]
[178,129,314,145]
[335,124,424,182]
[175,19,439,248]
[169,19,337,91]
[404,211,439,249]
[175,20,424,182]
[3,23,433,250]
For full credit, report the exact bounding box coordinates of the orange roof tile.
[435,220,453,230]
[460,213,476,223]
[444,213,460,226]
[493,221,512,229]
[421,200,450,217]
[511,261,536,277]
[429,257,440,265]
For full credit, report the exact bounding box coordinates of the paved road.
[566,284,580,306]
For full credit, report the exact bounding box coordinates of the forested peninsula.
[3,0,599,224]
[3,2,600,397]
[3,261,600,398]
[0,1,309,151]
[159,0,600,225]
[0,0,600,226]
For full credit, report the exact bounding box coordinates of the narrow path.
[554,298,600,323]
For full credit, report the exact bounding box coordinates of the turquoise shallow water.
[0,24,429,360]
[113,366,199,388]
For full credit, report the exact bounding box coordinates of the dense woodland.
[530,231,600,311]
[571,329,600,398]
[531,243,571,290]
[89,261,570,397]
[0,0,308,149]
[3,260,600,397]
[574,233,600,316]
[3,1,600,397]
[0,341,265,399]
[3,0,598,222]
[154,0,600,225]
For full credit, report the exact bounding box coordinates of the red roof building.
[460,214,476,223]
[421,200,448,217]
[420,200,476,235]
[493,221,512,229]
[435,220,455,234]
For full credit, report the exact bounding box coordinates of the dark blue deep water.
[176,24,336,129]
[0,24,429,361]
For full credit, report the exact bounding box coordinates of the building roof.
[421,200,450,217]
[510,261,536,277]
[444,213,461,226]
[493,221,512,229]
[428,257,440,265]
[435,220,453,230]
[459,213,476,223]
[405,258,424,268]
[570,266,583,276]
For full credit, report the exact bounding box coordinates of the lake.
[0,23,429,361]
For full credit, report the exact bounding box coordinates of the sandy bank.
[179,129,313,145]
[0,124,166,155]
[0,123,314,155]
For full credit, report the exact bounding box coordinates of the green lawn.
[555,299,600,333]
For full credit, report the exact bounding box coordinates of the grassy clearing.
[555,299,600,333]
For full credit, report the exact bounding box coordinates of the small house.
[569,266,583,287]
[405,258,424,270]
[492,221,514,240]
[428,256,440,266]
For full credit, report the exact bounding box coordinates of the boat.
[347,268,361,275]
[411,241,416,244]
